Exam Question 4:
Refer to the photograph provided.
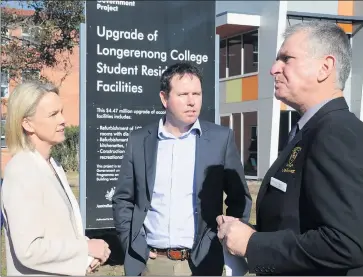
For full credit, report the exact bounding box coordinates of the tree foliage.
[1,0,84,84]
[51,125,80,172]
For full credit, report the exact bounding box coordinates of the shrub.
[51,125,79,172]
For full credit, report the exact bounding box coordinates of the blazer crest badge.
[282,146,302,173]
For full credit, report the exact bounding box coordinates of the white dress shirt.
[143,118,201,249]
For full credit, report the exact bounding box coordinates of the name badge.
[270,177,287,192]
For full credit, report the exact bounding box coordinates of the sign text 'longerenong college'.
[84,0,216,229]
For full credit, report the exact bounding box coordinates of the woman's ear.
[22,118,34,133]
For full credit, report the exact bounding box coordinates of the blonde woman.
[1,82,111,276]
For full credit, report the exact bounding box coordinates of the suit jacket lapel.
[256,97,349,217]
[31,150,71,207]
[192,122,210,242]
[144,124,159,202]
[31,151,79,235]
[194,122,209,197]
[256,130,303,215]
[51,158,84,237]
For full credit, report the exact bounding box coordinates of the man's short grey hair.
[283,21,352,91]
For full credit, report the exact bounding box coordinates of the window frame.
[251,125,257,139]
[21,25,41,45]
[1,29,10,45]
[287,15,353,36]
[1,119,6,149]
[219,28,259,79]
[1,70,9,98]
[21,69,40,83]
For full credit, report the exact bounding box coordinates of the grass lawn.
[1,173,260,276]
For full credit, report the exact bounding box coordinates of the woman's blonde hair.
[5,81,59,155]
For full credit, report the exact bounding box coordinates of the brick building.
[1,8,80,172]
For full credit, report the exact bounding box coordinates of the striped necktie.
[288,124,300,143]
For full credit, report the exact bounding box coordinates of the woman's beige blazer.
[1,150,90,276]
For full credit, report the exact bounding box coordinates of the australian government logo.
[96,187,116,209]
[97,0,136,12]
[282,146,302,173]
[105,186,116,201]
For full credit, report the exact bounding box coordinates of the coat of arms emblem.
[286,147,302,168]
[105,187,116,201]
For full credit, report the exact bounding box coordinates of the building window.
[227,35,242,77]
[251,125,257,138]
[219,30,259,79]
[220,115,230,128]
[287,16,353,36]
[219,40,227,78]
[347,33,352,44]
[278,110,301,152]
[22,26,41,45]
[1,70,9,98]
[232,113,242,155]
[243,112,258,177]
[1,119,5,148]
[2,29,10,45]
[22,69,40,82]
[243,31,258,74]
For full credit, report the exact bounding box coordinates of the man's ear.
[21,118,34,133]
[317,55,335,83]
[160,91,168,109]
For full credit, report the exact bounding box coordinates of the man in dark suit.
[113,62,252,276]
[217,21,363,275]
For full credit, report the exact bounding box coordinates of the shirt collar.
[298,98,332,130]
[158,117,202,139]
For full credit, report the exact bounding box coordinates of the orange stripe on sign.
[338,0,354,16]
[241,75,258,101]
[337,23,353,33]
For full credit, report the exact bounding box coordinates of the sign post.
[80,0,216,230]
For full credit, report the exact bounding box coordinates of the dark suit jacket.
[246,97,363,276]
[112,119,252,276]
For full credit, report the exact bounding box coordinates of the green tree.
[1,0,84,84]
[51,125,80,172]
